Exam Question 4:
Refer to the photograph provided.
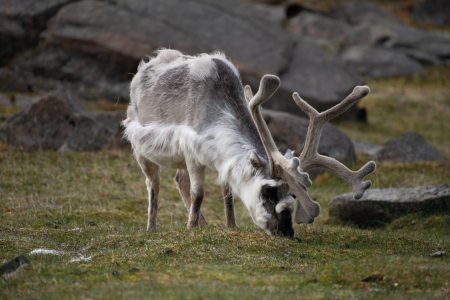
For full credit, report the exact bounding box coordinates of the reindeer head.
[244,75,376,237]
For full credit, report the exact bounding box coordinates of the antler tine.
[245,75,285,178]
[294,86,376,200]
[245,76,320,223]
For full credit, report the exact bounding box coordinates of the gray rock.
[247,0,287,4]
[0,91,123,151]
[379,132,448,163]
[341,45,424,78]
[249,2,286,23]
[342,21,450,61]
[352,139,382,160]
[333,0,403,26]
[0,68,31,92]
[45,0,293,91]
[15,93,41,109]
[0,255,29,276]
[9,48,131,101]
[286,11,351,41]
[262,109,356,179]
[329,184,450,225]
[412,0,450,28]
[271,38,364,120]
[0,93,12,108]
[0,0,74,64]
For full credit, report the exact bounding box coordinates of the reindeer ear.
[249,151,264,170]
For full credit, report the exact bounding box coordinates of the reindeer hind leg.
[136,154,160,232]
[174,169,208,228]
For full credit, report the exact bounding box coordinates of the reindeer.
[122,49,376,237]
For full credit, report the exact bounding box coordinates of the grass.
[1,142,449,299]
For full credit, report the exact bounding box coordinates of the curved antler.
[293,86,376,200]
[245,75,320,223]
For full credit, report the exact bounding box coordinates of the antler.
[293,86,376,200]
[245,75,320,224]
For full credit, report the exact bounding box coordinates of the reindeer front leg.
[186,164,205,229]
[222,184,237,227]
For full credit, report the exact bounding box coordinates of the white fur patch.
[155,49,182,64]
[188,54,216,81]
[275,197,296,213]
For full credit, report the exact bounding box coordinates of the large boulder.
[44,0,293,90]
[329,184,450,225]
[378,132,448,163]
[343,22,450,60]
[286,11,351,41]
[269,38,365,120]
[5,47,131,100]
[0,91,124,151]
[411,0,450,28]
[332,0,404,26]
[341,45,424,79]
[0,0,74,64]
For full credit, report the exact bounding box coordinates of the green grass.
[1,145,449,299]
[1,64,450,299]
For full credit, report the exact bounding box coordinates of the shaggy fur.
[123,49,286,232]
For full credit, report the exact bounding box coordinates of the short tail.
[122,104,139,143]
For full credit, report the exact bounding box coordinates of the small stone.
[361,274,385,282]
[87,221,96,226]
[128,267,138,272]
[430,251,446,257]
[112,270,119,276]
[0,255,29,276]
[164,249,173,255]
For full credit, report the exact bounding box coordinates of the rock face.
[0,91,124,151]
[379,132,448,163]
[44,0,293,91]
[286,11,350,41]
[0,0,74,63]
[1,0,449,123]
[0,0,367,121]
[281,0,450,79]
[333,0,404,26]
[329,184,450,225]
[262,109,356,162]
[341,45,424,79]
[412,0,450,28]
[271,38,365,120]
